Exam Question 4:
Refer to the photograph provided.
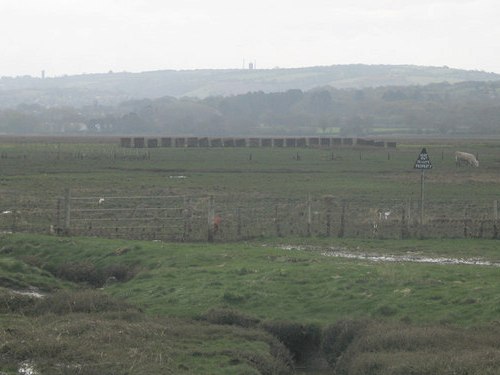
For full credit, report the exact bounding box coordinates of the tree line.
[0,80,499,136]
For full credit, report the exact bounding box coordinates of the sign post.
[414,148,432,225]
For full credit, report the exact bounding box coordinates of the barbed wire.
[1,192,500,240]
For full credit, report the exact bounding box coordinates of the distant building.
[249,63,254,70]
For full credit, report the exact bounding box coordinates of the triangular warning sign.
[414,148,432,169]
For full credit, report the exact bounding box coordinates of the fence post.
[338,201,346,238]
[56,197,62,235]
[306,194,312,237]
[11,196,17,233]
[207,195,215,242]
[183,197,192,241]
[236,207,242,239]
[326,212,331,236]
[400,205,408,239]
[64,188,71,234]
[323,195,334,237]
[275,205,281,237]
[463,206,469,238]
[407,199,411,225]
[494,200,499,239]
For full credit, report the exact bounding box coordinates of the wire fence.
[0,190,499,241]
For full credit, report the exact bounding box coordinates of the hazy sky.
[1,0,499,77]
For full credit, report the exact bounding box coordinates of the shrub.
[260,320,321,361]
[54,261,104,287]
[0,246,14,254]
[102,263,137,283]
[52,261,138,287]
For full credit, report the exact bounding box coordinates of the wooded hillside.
[1,80,500,136]
[1,64,499,107]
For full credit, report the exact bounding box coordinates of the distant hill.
[1,64,499,108]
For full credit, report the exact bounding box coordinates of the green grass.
[2,233,500,326]
[2,137,500,373]
[2,139,500,242]
[323,320,500,375]
[1,138,500,242]
[0,309,290,374]
[2,233,500,373]
[0,139,498,202]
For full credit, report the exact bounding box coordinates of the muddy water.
[276,245,500,267]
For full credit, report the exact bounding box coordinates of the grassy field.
[1,137,500,373]
[0,136,498,201]
[1,233,500,374]
[3,233,499,326]
[1,136,499,240]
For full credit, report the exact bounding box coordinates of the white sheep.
[455,151,479,167]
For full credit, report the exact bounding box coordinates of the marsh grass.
[0,314,293,375]
[331,321,500,375]
[2,233,500,373]
[3,233,500,326]
[0,290,292,375]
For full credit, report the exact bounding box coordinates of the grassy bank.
[2,233,500,325]
[2,233,500,374]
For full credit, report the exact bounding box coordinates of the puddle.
[275,245,500,267]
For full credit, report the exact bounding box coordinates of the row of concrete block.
[120,137,396,149]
